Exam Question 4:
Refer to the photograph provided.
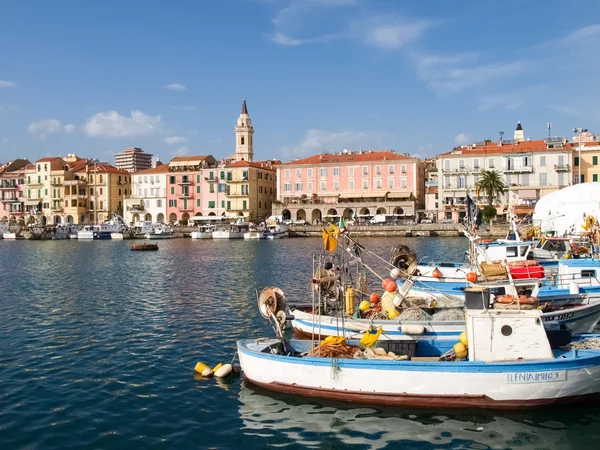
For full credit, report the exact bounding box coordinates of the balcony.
[226,192,248,198]
[52,206,64,212]
[0,182,17,190]
[178,206,194,212]
[178,193,193,199]
[64,180,87,186]
[178,179,193,185]
[554,164,570,172]
[1,197,17,203]
[51,181,63,186]
[28,180,43,187]
[227,177,248,183]
[65,194,87,200]
[128,205,145,212]
[504,166,533,174]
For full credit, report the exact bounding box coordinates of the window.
[196,199,201,207]
[241,184,248,195]
[522,174,529,186]
[307,182,313,192]
[558,172,565,186]
[388,179,394,189]
[539,172,547,185]
[375,165,381,175]
[459,159,465,169]
[506,174,512,185]
[362,180,368,189]
[489,158,495,168]
[99,188,103,195]
[594,174,599,182]
[388,165,394,174]
[320,181,326,190]
[242,171,248,180]
[333,167,340,177]
[170,187,175,195]
[349,180,354,189]
[540,156,546,167]
[594,156,599,166]
[285,169,290,179]
[208,201,215,208]
[243,200,247,210]
[156,199,162,207]
[220,171,225,180]
[241,137,245,145]
[333,181,339,190]
[474,159,480,169]
[473,174,479,185]
[197,174,201,183]
[348,167,354,177]
[118,189,121,196]
[375,179,382,189]
[401,164,406,174]
[319,168,327,177]
[401,178,407,188]
[295,182,302,191]
[296,169,301,178]
[227,201,231,210]
[169,199,177,207]
[308,168,313,177]
[445,176,451,188]
[170,176,175,184]
[144,176,148,183]
[362,166,368,175]
[209,184,214,193]
[209,172,214,180]
[458,176,465,189]
[284,183,291,192]
[196,185,200,194]
[221,200,225,208]
[575,157,580,167]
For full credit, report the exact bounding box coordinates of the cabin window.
[506,247,518,257]
[581,270,596,278]
[520,246,529,257]
[501,325,513,337]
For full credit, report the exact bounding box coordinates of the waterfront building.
[436,123,572,222]
[571,134,600,185]
[225,98,254,163]
[30,157,70,225]
[124,163,169,224]
[273,150,425,223]
[224,160,277,221]
[0,159,30,223]
[423,186,439,221]
[114,147,153,173]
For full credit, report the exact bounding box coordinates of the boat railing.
[550,272,600,288]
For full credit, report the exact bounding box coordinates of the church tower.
[514,121,525,142]
[235,98,254,162]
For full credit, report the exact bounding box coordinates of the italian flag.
[338,217,348,235]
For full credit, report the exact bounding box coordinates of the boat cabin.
[533,237,569,260]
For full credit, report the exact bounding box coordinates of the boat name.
[507,370,566,384]
[542,312,575,321]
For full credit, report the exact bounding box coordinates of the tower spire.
[241,97,248,115]
[235,98,254,162]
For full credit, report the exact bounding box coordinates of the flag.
[467,195,478,226]
[322,225,338,253]
[338,217,347,235]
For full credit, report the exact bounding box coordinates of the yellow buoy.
[454,342,467,358]
[214,363,233,378]
[459,332,468,348]
[212,363,223,373]
[345,287,355,315]
[194,362,210,374]
[359,300,370,311]
[388,309,399,319]
[321,336,345,346]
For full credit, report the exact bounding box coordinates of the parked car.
[283,219,293,225]
[293,219,307,225]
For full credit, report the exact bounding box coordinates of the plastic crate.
[376,340,417,358]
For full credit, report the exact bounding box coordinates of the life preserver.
[478,239,494,244]
[495,294,537,305]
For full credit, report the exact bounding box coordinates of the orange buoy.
[370,292,380,303]
[382,279,397,292]
[432,268,442,279]
[466,272,478,282]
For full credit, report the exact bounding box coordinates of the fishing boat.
[130,243,158,251]
[240,287,600,409]
[190,224,215,239]
[0,222,10,239]
[213,220,250,239]
[145,225,175,239]
[265,223,288,239]
[244,229,264,240]
[2,232,18,240]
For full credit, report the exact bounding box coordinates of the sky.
[1,0,600,165]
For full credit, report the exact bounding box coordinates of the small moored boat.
[130,243,159,251]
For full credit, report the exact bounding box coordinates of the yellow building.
[224,160,278,221]
[29,157,70,226]
[573,140,600,184]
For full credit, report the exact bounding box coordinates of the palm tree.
[476,170,507,206]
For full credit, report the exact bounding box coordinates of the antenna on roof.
[547,122,552,139]
[499,131,504,145]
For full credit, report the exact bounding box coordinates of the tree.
[476,170,507,205]
[481,205,497,223]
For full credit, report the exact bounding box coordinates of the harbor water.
[1,237,600,449]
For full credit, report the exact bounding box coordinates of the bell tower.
[235,98,254,162]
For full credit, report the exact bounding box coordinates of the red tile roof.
[170,155,213,162]
[283,151,415,166]
[134,164,170,174]
[227,160,277,171]
[36,156,68,170]
[437,139,571,157]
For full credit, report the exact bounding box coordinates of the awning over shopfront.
[386,192,411,199]
[24,200,40,206]
[517,189,537,200]
[338,193,365,199]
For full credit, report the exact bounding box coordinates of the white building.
[114,147,153,173]
[123,163,168,224]
[436,127,572,222]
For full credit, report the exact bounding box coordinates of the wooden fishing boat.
[130,243,158,251]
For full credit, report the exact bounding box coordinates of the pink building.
[274,150,425,223]
[165,155,226,223]
[0,159,30,223]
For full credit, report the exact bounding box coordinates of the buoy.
[466,272,478,282]
[214,363,233,378]
[570,282,580,295]
[388,309,399,319]
[201,368,213,377]
[401,324,425,335]
[459,332,468,347]
[389,268,402,280]
[382,278,397,292]
[432,268,442,279]
[345,287,355,315]
[194,362,210,374]
[359,300,370,311]
[212,362,223,373]
[370,292,380,303]
[454,342,467,358]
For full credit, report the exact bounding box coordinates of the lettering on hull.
[543,312,575,321]
[507,370,566,384]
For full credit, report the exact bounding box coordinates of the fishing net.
[306,341,361,358]
[565,338,600,350]
[434,297,464,308]
[398,307,432,321]
[354,347,409,361]
[364,310,388,320]
[432,309,465,321]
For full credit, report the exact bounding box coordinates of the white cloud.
[281,129,386,158]
[271,32,310,46]
[454,132,470,146]
[0,80,16,88]
[28,119,61,140]
[360,17,434,49]
[174,146,190,156]
[64,124,75,133]
[164,136,188,145]
[539,24,600,50]
[83,110,163,138]
[164,83,186,91]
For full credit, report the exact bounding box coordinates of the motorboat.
[190,224,215,239]
[145,225,175,239]
[0,222,10,238]
[213,221,250,239]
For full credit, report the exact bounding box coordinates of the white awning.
[24,200,40,206]
[518,189,537,199]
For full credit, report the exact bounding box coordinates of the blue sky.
[1,0,599,164]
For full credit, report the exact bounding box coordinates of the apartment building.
[571,132,600,184]
[436,136,572,222]
[224,160,277,221]
[273,150,425,223]
[124,164,169,224]
[114,147,153,173]
[0,159,30,223]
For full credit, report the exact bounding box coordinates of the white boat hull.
[238,338,600,409]
[2,233,17,240]
[212,231,245,239]
[244,231,264,240]
[145,233,175,239]
[190,232,213,239]
[111,233,124,240]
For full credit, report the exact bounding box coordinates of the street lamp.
[573,127,588,184]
